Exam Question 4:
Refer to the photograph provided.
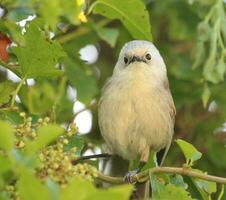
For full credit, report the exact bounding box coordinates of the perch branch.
[97,166,226,185]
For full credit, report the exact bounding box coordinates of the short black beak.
[129,56,146,64]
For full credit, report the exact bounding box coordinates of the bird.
[98,40,176,199]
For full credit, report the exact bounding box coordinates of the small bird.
[98,40,176,199]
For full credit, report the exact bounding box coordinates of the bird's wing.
[159,79,176,166]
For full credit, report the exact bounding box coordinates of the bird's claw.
[124,170,138,184]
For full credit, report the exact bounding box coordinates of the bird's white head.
[113,40,167,77]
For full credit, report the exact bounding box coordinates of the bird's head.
[113,40,167,77]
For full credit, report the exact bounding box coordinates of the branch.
[97,166,226,185]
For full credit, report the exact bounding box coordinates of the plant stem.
[10,76,26,107]
[97,166,226,185]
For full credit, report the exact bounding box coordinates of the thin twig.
[71,153,112,165]
[97,166,226,185]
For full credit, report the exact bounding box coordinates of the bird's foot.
[124,169,138,184]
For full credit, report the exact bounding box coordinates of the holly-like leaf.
[90,0,152,40]
[176,139,202,166]
[13,22,65,79]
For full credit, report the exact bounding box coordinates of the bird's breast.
[98,68,173,160]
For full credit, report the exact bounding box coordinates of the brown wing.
[164,79,176,123]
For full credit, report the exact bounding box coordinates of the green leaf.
[0,155,11,175]
[202,84,211,108]
[152,183,194,200]
[64,135,85,156]
[0,81,15,106]
[60,178,133,200]
[60,178,96,200]
[19,82,56,116]
[176,139,202,166]
[26,124,64,154]
[38,0,61,30]
[194,177,216,195]
[0,120,14,152]
[18,170,51,200]
[88,185,133,200]
[13,21,65,79]
[96,27,119,47]
[90,0,152,40]
[63,58,98,104]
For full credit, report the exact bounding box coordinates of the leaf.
[13,21,65,79]
[0,155,11,175]
[96,27,119,47]
[152,183,194,200]
[0,81,15,106]
[19,82,56,116]
[60,178,133,200]
[18,170,51,200]
[38,0,61,30]
[194,178,216,195]
[59,178,96,200]
[26,124,64,154]
[64,135,85,156]
[176,139,202,166]
[88,185,133,200]
[90,0,152,40]
[0,120,14,152]
[202,84,211,108]
[63,58,98,104]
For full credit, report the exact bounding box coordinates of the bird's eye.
[145,53,151,60]
[124,57,128,64]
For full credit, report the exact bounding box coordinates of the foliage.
[0,0,225,199]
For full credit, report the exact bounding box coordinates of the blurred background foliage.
[0,0,226,199]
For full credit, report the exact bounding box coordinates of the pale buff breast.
[98,65,174,161]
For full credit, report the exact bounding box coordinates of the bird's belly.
[99,76,172,160]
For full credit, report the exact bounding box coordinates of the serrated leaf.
[26,124,64,154]
[38,0,61,30]
[0,81,15,106]
[0,120,14,152]
[13,22,65,78]
[202,84,211,108]
[63,58,98,104]
[96,27,119,47]
[18,170,51,200]
[90,0,152,40]
[176,139,202,166]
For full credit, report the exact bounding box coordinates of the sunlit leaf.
[18,170,51,200]
[13,21,65,78]
[0,120,14,151]
[176,139,202,166]
[26,124,64,154]
[90,0,152,40]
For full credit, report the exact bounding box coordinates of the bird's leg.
[124,146,150,183]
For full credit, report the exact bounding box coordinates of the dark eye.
[145,53,151,60]
[124,57,128,64]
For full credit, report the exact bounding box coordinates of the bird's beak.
[129,56,146,64]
